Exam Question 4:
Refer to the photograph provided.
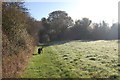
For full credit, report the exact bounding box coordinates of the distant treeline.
[39,11,119,42]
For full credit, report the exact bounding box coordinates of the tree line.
[39,11,119,42]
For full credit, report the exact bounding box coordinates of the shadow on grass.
[36,39,118,47]
[32,54,38,55]
[37,40,98,47]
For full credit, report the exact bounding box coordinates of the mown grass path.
[22,40,119,78]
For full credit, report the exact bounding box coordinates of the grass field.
[22,40,119,79]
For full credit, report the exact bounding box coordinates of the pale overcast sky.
[25,0,119,26]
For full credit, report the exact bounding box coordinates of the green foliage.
[63,20,118,40]
[43,10,73,41]
[40,11,118,41]
[38,17,50,43]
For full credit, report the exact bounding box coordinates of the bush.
[2,2,37,78]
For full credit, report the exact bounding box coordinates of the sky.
[24,0,119,26]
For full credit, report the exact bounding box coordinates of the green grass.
[22,40,119,78]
